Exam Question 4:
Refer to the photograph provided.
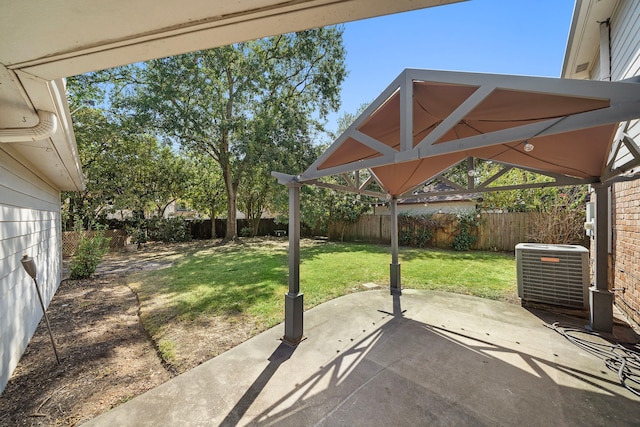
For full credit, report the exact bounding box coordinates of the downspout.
[0,110,58,143]
[599,18,611,81]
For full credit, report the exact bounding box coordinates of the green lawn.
[132,240,516,343]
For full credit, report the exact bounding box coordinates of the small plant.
[452,210,481,251]
[70,229,110,279]
[398,212,437,248]
[415,228,434,248]
[399,229,413,246]
[240,226,252,238]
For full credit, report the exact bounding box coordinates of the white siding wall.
[603,2,640,167]
[612,0,640,139]
[0,148,62,392]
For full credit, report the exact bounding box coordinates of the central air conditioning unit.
[516,243,590,309]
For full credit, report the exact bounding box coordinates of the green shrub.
[452,210,481,251]
[415,228,433,248]
[70,231,110,279]
[399,229,413,246]
[398,213,437,248]
[148,217,191,243]
[240,226,252,238]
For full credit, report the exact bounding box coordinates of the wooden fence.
[328,212,586,252]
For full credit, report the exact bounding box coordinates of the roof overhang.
[562,0,620,79]
[1,0,461,191]
[277,68,640,197]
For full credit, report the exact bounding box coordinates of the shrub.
[70,231,110,279]
[398,213,437,248]
[240,226,252,238]
[452,210,481,251]
[415,228,434,248]
[399,229,413,246]
[147,217,191,243]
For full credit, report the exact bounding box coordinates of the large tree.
[62,101,191,228]
[116,27,346,240]
[184,154,226,237]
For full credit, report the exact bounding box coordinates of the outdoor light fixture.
[467,169,476,177]
[21,254,60,364]
[523,141,535,152]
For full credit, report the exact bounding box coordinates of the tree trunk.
[251,216,260,237]
[210,203,217,239]
[223,164,238,241]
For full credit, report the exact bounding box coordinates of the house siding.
[608,0,640,325]
[0,148,62,392]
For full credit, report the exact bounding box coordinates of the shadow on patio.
[85,290,640,426]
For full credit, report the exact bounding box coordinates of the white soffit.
[562,0,620,79]
[0,0,461,191]
[1,0,462,81]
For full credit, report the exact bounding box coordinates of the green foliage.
[60,91,192,230]
[397,213,438,248]
[452,210,482,251]
[69,230,110,279]
[124,212,148,248]
[399,229,413,246]
[147,217,192,243]
[474,163,574,212]
[415,229,434,248]
[240,227,252,238]
[115,27,346,241]
[329,192,371,241]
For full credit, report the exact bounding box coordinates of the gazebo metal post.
[284,182,304,345]
[590,182,614,332]
[390,197,401,294]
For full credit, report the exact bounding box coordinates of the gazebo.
[273,69,640,344]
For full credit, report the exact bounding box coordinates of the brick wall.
[612,180,640,325]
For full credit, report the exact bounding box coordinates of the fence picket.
[328,212,585,252]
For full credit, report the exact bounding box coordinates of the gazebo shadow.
[224,293,640,426]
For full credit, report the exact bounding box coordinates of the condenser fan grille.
[516,244,589,309]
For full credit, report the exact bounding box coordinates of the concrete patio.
[85,289,640,426]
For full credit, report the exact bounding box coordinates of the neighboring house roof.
[400,182,480,205]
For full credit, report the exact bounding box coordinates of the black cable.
[545,322,640,397]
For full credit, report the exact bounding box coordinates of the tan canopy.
[277,69,640,197]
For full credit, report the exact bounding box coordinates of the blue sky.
[325,0,576,135]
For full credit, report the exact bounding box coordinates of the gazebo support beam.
[283,183,304,345]
[390,197,401,295]
[589,182,613,333]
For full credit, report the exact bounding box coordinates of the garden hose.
[545,322,640,397]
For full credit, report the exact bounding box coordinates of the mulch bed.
[0,275,172,426]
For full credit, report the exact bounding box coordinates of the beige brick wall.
[612,180,640,325]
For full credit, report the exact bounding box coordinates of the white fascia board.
[8,1,463,81]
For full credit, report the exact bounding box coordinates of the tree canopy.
[113,27,346,240]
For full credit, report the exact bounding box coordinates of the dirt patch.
[0,242,205,426]
[0,276,170,426]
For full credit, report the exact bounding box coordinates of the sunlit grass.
[132,240,516,340]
